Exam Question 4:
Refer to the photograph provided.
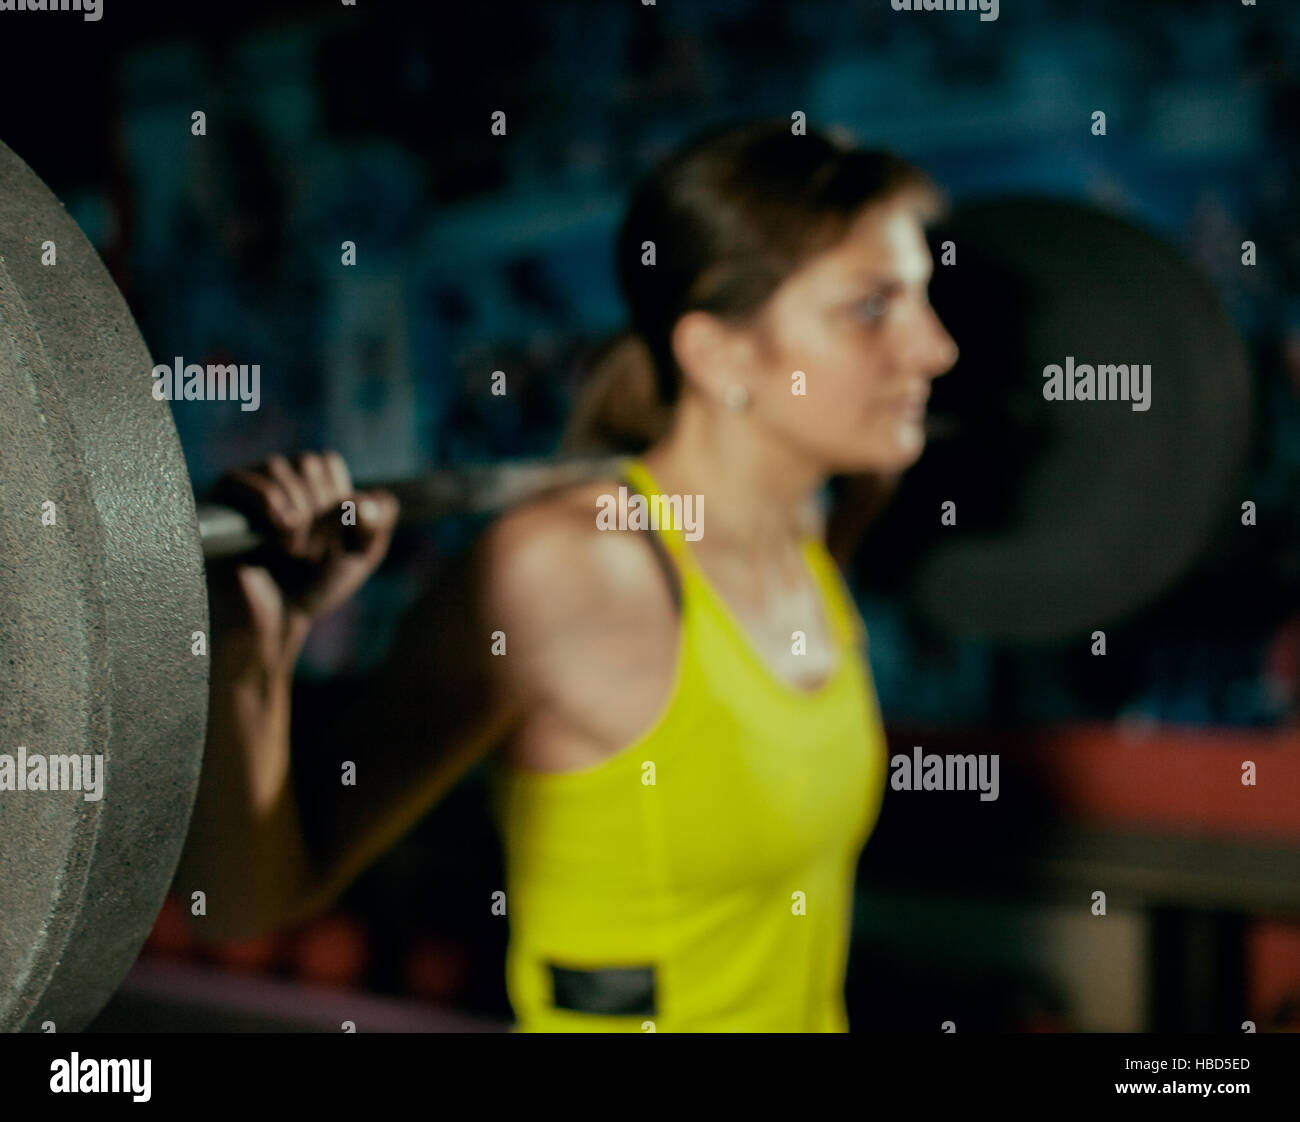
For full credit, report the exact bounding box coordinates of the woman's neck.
[639,392,826,559]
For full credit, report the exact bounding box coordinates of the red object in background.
[142,893,283,971]
[288,913,371,988]
[1021,1012,1074,1032]
[205,932,283,974]
[142,894,198,959]
[1249,919,1300,1030]
[404,934,470,1004]
[1024,724,1300,844]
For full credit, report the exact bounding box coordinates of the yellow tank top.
[488,456,889,1032]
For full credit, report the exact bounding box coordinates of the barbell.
[195,459,619,559]
[0,137,1254,1031]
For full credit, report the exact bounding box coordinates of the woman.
[178,117,959,1032]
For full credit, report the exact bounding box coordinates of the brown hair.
[562,116,946,455]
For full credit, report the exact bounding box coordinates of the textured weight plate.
[0,140,209,1031]
[858,197,1253,644]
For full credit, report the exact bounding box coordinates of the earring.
[724,383,750,412]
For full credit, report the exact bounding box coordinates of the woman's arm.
[285,537,527,917]
[176,598,324,939]
[174,453,524,941]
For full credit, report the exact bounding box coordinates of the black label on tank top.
[548,962,657,1017]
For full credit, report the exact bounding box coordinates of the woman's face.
[743,198,959,474]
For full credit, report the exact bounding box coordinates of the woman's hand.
[209,450,400,671]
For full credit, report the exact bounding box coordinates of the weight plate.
[858,196,1253,644]
[0,140,209,1031]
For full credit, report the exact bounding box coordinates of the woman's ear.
[670,310,754,403]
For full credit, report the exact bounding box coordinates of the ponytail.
[560,329,675,455]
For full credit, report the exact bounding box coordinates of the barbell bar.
[195,458,620,560]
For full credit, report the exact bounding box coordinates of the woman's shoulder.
[475,475,680,725]
[477,474,673,632]
[483,474,639,565]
